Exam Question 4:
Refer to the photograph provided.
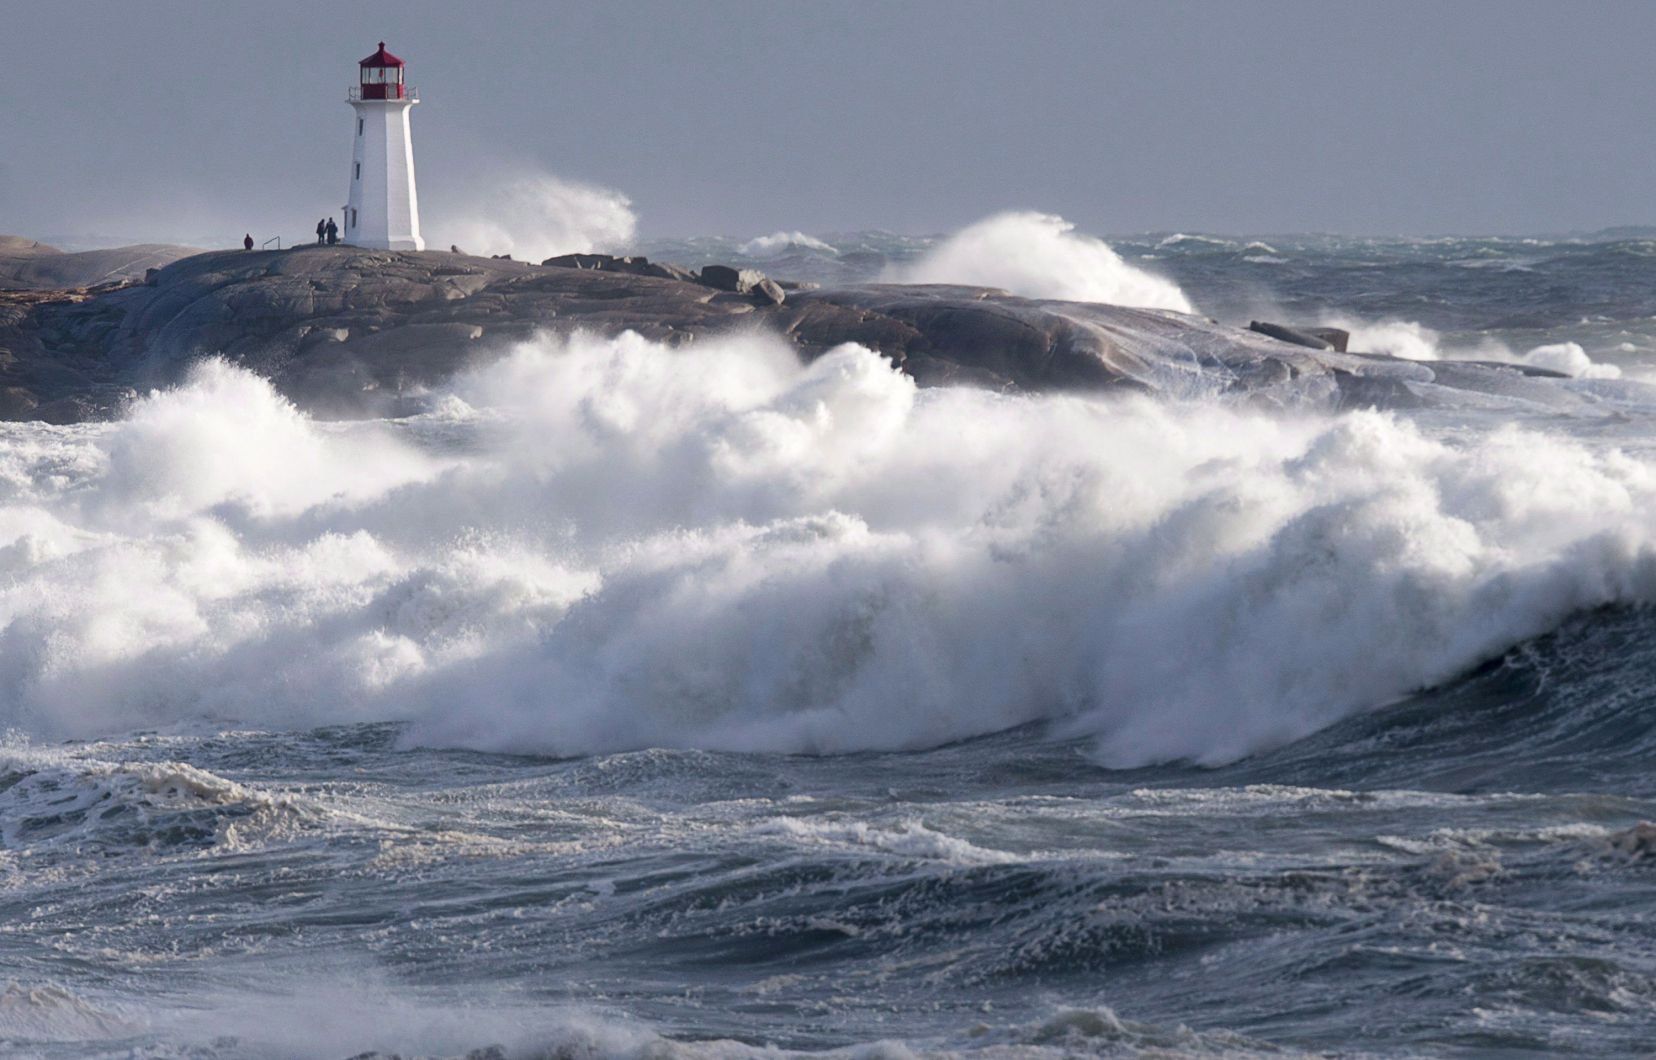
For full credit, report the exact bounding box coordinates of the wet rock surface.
[0,243,1606,422]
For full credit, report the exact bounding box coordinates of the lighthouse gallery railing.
[346,86,419,102]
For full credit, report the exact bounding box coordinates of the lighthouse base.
[345,236,427,252]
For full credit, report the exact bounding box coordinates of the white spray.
[433,172,637,260]
[1325,316,1624,378]
[892,212,1195,313]
[2,335,1656,766]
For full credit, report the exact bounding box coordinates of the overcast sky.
[4,1,1655,247]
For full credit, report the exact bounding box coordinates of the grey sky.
[3,0,1653,247]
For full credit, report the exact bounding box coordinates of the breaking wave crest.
[0,741,319,853]
[739,230,838,257]
[891,211,1196,313]
[3,332,1656,765]
[1328,316,1625,378]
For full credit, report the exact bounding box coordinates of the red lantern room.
[358,42,406,100]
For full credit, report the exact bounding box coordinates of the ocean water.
[4,219,1656,1058]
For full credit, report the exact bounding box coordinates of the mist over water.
[433,171,639,259]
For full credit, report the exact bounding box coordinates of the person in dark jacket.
[325,218,339,245]
[243,233,254,251]
[316,218,327,245]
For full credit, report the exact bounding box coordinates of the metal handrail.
[346,86,419,102]
[262,236,282,250]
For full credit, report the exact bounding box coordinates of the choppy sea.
[4,221,1656,1057]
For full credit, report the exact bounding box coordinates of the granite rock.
[0,242,1605,423]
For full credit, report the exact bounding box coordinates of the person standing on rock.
[325,218,338,245]
[243,233,254,251]
[316,219,327,245]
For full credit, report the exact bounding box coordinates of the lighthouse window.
[357,118,363,136]
[354,162,361,180]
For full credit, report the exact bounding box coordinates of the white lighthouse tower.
[343,42,424,251]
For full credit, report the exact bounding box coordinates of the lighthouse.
[343,42,424,251]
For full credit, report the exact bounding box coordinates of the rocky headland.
[0,240,1588,424]
[0,236,200,292]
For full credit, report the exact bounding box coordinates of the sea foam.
[2,333,1655,765]
[1325,316,1625,378]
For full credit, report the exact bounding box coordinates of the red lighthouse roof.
[359,42,404,68]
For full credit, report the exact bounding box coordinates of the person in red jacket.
[243,233,254,251]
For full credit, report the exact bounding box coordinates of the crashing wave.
[738,230,838,257]
[892,212,1195,312]
[1,334,1656,767]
